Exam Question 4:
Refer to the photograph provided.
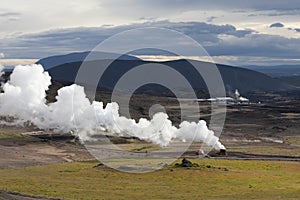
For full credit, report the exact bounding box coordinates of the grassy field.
[0,132,25,139]
[0,159,299,200]
[224,135,300,157]
[226,145,300,157]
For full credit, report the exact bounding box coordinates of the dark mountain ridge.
[37,51,140,70]
[44,56,294,95]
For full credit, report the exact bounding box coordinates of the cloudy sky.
[0,0,300,66]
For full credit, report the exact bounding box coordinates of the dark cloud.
[266,9,300,16]
[0,11,20,17]
[287,28,300,33]
[206,16,217,23]
[207,33,300,59]
[92,0,300,23]
[154,21,253,39]
[0,21,254,58]
[0,20,299,66]
[269,24,300,34]
[101,0,300,12]
[1,27,113,58]
[270,23,285,28]
[248,9,300,17]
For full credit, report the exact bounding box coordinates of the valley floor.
[0,91,299,199]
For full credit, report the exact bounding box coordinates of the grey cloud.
[0,11,20,17]
[0,21,254,58]
[101,0,300,12]
[266,9,300,16]
[270,23,284,28]
[249,9,300,17]
[146,21,253,39]
[287,28,300,33]
[0,20,299,66]
[206,16,217,23]
[248,14,258,17]
[207,34,300,59]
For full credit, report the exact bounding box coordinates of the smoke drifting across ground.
[0,64,225,150]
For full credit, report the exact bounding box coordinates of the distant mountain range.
[242,65,300,77]
[276,76,300,87]
[35,52,295,94]
[37,51,140,70]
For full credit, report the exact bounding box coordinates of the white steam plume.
[0,64,225,150]
[0,65,3,76]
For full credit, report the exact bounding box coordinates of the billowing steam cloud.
[0,64,225,150]
[0,65,3,76]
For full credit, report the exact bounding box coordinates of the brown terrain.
[0,90,299,199]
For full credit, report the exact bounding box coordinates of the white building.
[197,89,249,105]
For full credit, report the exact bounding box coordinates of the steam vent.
[219,149,227,156]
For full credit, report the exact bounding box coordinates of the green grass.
[284,136,300,146]
[131,145,155,151]
[227,144,300,157]
[0,159,299,199]
[0,132,25,139]
[118,143,161,152]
